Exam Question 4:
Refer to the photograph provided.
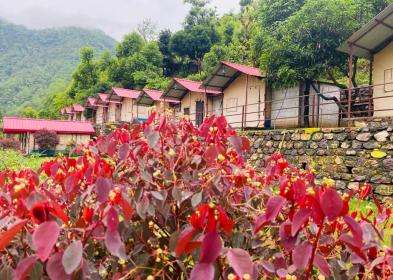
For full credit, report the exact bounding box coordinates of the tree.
[67,47,99,99]
[170,25,219,73]
[183,0,217,28]
[20,106,39,118]
[137,19,158,41]
[116,32,144,58]
[158,29,178,77]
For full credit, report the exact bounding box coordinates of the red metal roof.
[143,89,163,101]
[72,104,85,112]
[98,93,109,103]
[3,117,95,135]
[86,97,97,107]
[112,87,141,99]
[221,61,262,77]
[173,78,222,95]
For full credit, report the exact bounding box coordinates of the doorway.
[195,101,204,126]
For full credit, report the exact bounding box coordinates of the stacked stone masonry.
[245,119,393,197]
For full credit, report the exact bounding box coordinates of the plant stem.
[304,222,324,279]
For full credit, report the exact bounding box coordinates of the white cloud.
[0,0,239,40]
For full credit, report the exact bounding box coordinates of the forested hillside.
[0,19,116,115]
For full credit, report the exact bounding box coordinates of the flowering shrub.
[0,114,392,279]
[33,129,59,150]
[0,138,20,150]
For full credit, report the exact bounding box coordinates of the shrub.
[0,114,391,279]
[33,129,59,150]
[0,138,20,150]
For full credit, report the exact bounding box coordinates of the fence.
[184,82,393,130]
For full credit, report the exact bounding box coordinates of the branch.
[327,69,346,89]
[311,82,346,112]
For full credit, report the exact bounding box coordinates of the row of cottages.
[338,3,393,119]
[62,88,180,126]
[163,62,340,128]
[62,62,341,129]
[2,117,95,154]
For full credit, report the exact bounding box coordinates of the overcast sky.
[0,0,239,40]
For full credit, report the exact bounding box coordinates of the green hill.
[0,19,116,115]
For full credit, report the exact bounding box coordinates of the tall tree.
[67,47,99,99]
[137,19,158,41]
[116,32,144,58]
[158,29,178,77]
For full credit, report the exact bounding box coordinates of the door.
[195,101,204,126]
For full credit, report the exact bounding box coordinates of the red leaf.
[253,214,268,234]
[47,252,71,280]
[203,145,218,165]
[343,215,363,247]
[106,207,119,232]
[175,227,195,257]
[105,229,126,259]
[13,256,37,280]
[292,242,312,270]
[227,248,255,279]
[190,263,214,280]
[33,221,60,261]
[0,220,27,251]
[96,177,111,203]
[51,201,69,224]
[62,240,83,275]
[200,231,222,263]
[313,253,331,277]
[120,198,134,221]
[320,188,343,220]
[291,208,311,236]
[64,174,77,194]
[118,143,130,161]
[265,196,286,221]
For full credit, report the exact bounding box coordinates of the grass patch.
[0,149,50,171]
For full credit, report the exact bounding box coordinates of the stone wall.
[245,119,393,198]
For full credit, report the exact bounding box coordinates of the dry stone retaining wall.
[245,119,393,198]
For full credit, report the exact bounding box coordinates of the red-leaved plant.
[0,113,392,279]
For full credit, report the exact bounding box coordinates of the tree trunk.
[302,80,311,127]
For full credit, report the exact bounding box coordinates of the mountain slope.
[0,19,116,114]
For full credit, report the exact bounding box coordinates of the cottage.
[269,82,341,128]
[61,107,74,120]
[107,87,149,123]
[71,104,86,121]
[203,61,266,128]
[338,4,393,118]
[137,89,181,115]
[2,117,95,154]
[95,93,109,125]
[163,78,222,126]
[203,61,340,128]
[84,97,98,123]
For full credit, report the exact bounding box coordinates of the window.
[183,107,190,115]
[384,68,393,92]
[226,98,238,113]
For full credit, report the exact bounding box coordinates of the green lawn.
[0,149,49,171]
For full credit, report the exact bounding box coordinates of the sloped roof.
[338,4,393,58]
[3,117,95,135]
[137,89,181,106]
[96,93,109,105]
[203,61,264,89]
[112,87,141,99]
[86,97,97,107]
[164,78,222,100]
[72,104,85,112]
